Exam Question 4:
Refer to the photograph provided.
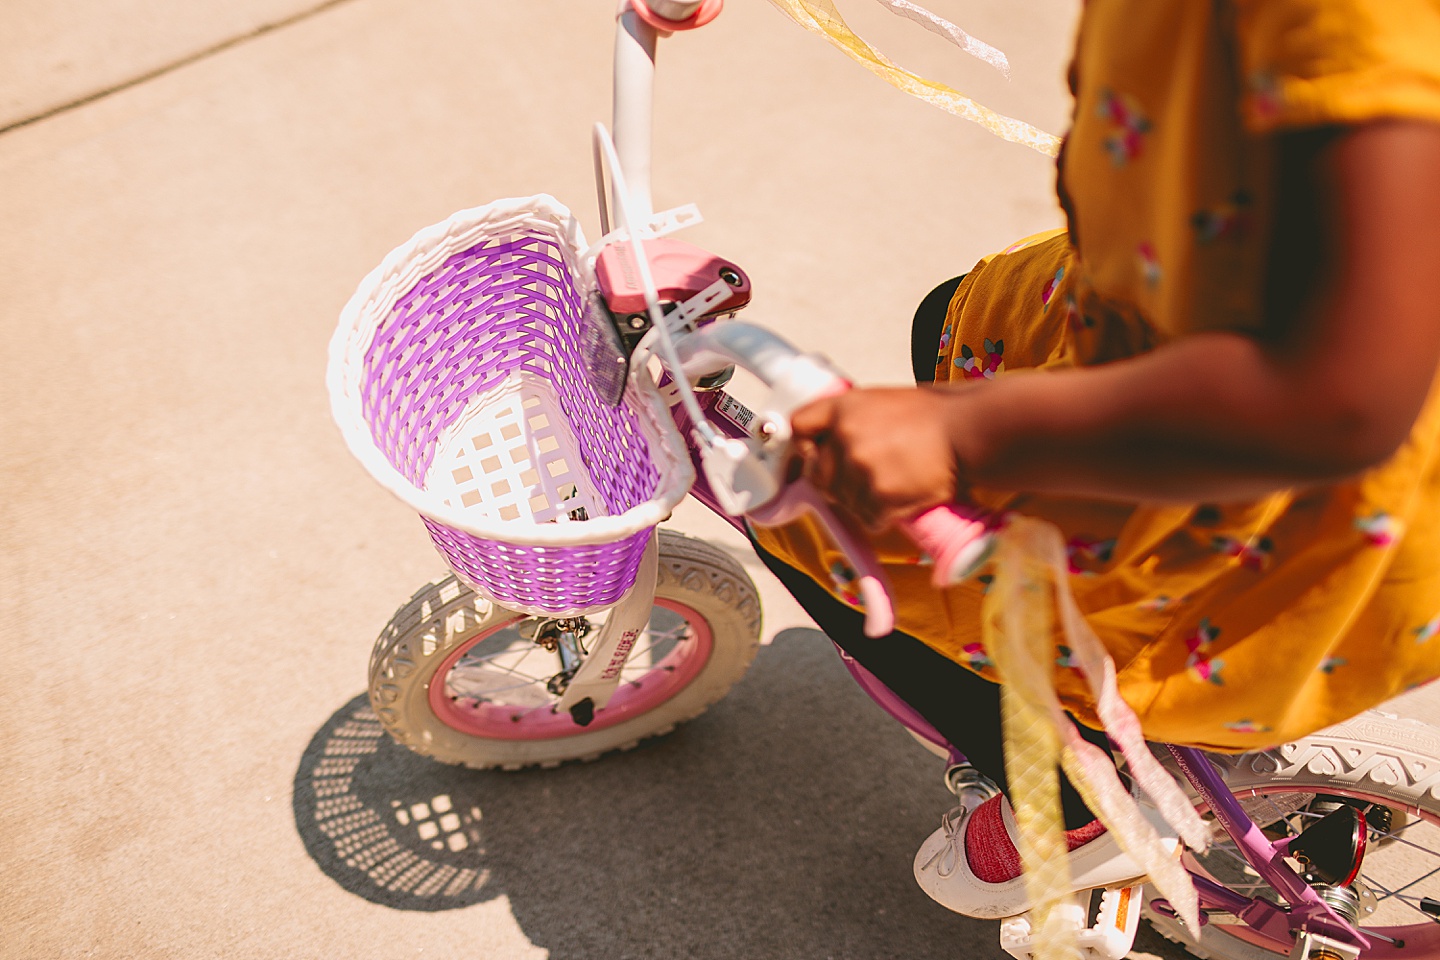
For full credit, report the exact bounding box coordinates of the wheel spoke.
[1352,876,1431,919]
[447,615,698,704]
[1255,796,1302,835]
[1372,829,1440,860]
[449,643,557,697]
[1377,863,1440,902]
[1141,733,1440,955]
[453,656,550,686]
[1366,875,1400,899]
[621,637,664,667]
[1364,884,1440,922]
[1363,877,1440,922]
[1390,815,1425,839]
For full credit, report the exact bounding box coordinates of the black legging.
[751,276,1109,829]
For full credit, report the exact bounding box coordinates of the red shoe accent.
[964,796,1108,883]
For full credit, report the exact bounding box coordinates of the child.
[751,0,1440,917]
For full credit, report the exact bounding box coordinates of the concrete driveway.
[4,2,1434,958]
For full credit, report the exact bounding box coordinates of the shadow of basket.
[292,629,1195,958]
[292,692,502,911]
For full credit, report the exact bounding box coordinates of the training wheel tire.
[368,529,762,770]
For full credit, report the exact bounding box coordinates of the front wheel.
[1145,710,1440,959]
[368,529,763,769]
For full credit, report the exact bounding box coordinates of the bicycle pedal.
[999,884,1143,960]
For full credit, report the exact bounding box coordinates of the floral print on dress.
[1224,719,1272,735]
[1137,242,1162,289]
[1066,535,1116,575]
[1042,267,1065,307]
[829,560,863,607]
[1413,614,1440,644]
[1056,645,1081,670]
[1247,71,1283,121]
[1356,511,1402,547]
[1064,294,1090,331]
[935,323,953,369]
[1185,618,1225,685]
[1319,657,1348,674]
[954,339,1005,380]
[1000,235,1048,255]
[1212,534,1273,571]
[1192,191,1252,243]
[962,642,995,672]
[1097,88,1151,165]
[1141,594,1177,612]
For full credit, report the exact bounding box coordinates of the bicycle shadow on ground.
[294,627,1191,959]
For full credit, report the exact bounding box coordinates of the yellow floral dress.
[754,0,1440,751]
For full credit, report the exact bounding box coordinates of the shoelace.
[919,805,968,878]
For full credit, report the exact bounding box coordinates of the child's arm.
[793,122,1440,530]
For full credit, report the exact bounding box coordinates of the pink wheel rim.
[1189,786,1440,957]
[427,599,713,740]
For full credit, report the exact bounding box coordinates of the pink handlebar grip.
[902,504,1000,587]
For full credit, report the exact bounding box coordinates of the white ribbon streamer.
[871,0,1010,78]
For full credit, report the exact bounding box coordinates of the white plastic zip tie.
[581,204,705,264]
[592,122,723,450]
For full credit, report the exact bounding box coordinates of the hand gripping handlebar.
[673,320,1001,637]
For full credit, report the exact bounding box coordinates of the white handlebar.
[613,7,659,221]
[606,0,997,636]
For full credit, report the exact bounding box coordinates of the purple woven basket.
[329,197,693,616]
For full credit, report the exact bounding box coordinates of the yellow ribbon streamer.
[983,518,1208,958]
[763,0,1062,156]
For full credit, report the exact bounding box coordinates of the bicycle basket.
[328,195,693,616]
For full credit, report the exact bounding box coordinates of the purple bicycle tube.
[1166,745,1371,952]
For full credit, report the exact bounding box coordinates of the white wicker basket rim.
[327,194,694,547]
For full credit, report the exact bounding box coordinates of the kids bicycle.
[326,3,1440,958]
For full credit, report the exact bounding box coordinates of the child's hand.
[791,386,965,531]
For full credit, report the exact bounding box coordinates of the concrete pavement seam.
[0,0,362,138]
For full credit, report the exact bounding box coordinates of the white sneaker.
[913,795,1178,919]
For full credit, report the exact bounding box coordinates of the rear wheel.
[368,529,762,769]
[1145,710,1440,959]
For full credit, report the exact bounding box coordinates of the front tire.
[368,529,762,770]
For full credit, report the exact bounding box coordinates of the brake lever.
[677,323,1000,635]
[747,480,897,638]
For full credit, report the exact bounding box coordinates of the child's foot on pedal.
[912,794,1176,919]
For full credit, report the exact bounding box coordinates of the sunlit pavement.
[4,3,1433,958]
